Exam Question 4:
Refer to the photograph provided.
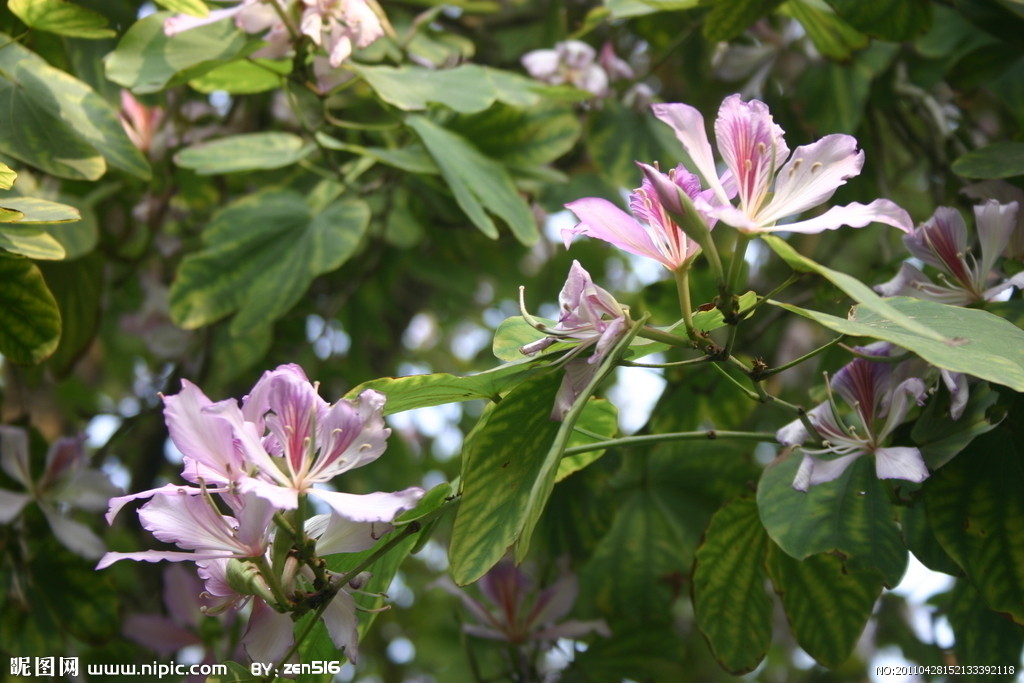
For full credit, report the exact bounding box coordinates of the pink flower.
[876,201,1024,305]
[565,165,710,271]
[301,0,385,68]
[651,94,912,234]
[777,351,930,491]
[522,40,609,97]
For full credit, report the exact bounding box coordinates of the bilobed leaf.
[174,133,314,174]
[407,115,538,245]
[763,236,947,343]
[0,197,80,223]
[9,0,115,38]
[353,64,539,113]
[952,141,1024,179]
[825,0,932,40]
[757,454,908,588]
[169,191,370,334]
[0,255,61,365]
[0,163,16,190]
[770,296,1024,392]
[188,59,291,94]
[693,497,772,674]
[766,545,884,667]
[0,35,151,181]
[925,423,1024,624]
[704,0,784,42]
[104,12,249,94]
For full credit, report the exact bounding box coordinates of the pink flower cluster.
[97,364,423,663]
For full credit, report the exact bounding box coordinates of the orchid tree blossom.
[0,426,118,559]
[520,261,632,419]
[522,40,610,97]
[876,200,1024,305]
[651,94,912,234]
[777,354,930,491]
[565,165,711,271]
[436,559,610,645]
[300,0,386,68]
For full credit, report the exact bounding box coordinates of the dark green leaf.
[785,0,869,61]
[925,423,1024,624]
[912,381,1001,469]
[40,255,103,377]
[952,141,1024,179]
[825,0,932,41]
[901,501,963,576]
[766,544,884,667]
[407,115,538,245]
[770,296,1024,392]
[758,453,908,587]
[0,254,61,364]
[947,580,1024,676]
[693,497,772,674]
[174,133,314,175]
[587,100,681,188]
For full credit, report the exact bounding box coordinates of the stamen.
[810,162,822,173]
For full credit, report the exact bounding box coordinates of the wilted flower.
[0,427,118,559]
[777,352,930,491]
[436,559,610,645]
[875,200,1024,305]
[650,94,912,234]
[520,261,631,419]
[565,164,712,271]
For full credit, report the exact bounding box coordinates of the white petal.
[243,599,295,663]
[322,590,360,663]
[311,487,424,523]
[0,425,32,488]
[41,505,106,559]
[759,135,864,225]
[874,446,929,483]
[771,199,913,234]
[652,103,729,204]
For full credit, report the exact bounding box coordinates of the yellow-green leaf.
[9,0,115,39]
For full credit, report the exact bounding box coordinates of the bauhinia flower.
[300,0,385,68]
[0,427,118,559]
[165,0,293,62]
[777,353,930,491]
[520,261,632,419]
[875,200,1024,305]
[522,40,610,97]
[564,164,711,271]
[436,559,610,645]
[650,94,913,234]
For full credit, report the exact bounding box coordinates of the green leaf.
[0,163,16,190]
[154,0,209,16]
[825,0,932,40]
[705,0,785,42]
[407,115,538,245]
[758,453,908,588]
[0,254,61,364]
[104,13,250,94]
[952,141,1024,179]
[174,133,314,175]
[605,0,700,19]
[770,296,1024,392]
[586,100,681,188]
[556,398,619,482]
[763,235,947,342]
[693,497,772,674]
[566,622,686,681]
[0,197,80,223]
[793,42,897,134]
[188,58,291,94]
[901,500,963,576]
[912,381,1001,469]
[169,191,370,334]
[9,0,115,38]
[353,64,539,113]
[0,227,64,259]
[0,35,151,181]
[947,580,1024,674]
[395,482,453,525]
[206,662,258,683]
[39,255,102,377]
[784,0,869,61]
[925,422,1024,624]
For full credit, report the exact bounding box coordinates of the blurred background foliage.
[1,0,1023,681]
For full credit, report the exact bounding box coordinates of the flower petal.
[651,102,729,203]
[163,381,246,484]
[874,446,929,483]
[242,599,295,663]
[792,453,861,491]
[307,513,393,555]
[310,487,424,523]
[564,198,669,268]
[768,199,913,234]
[0,425,32,488]
[322,589,360,663]
[713,94,788,215]
[974,199,1019,277]
[758,135,864,225]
